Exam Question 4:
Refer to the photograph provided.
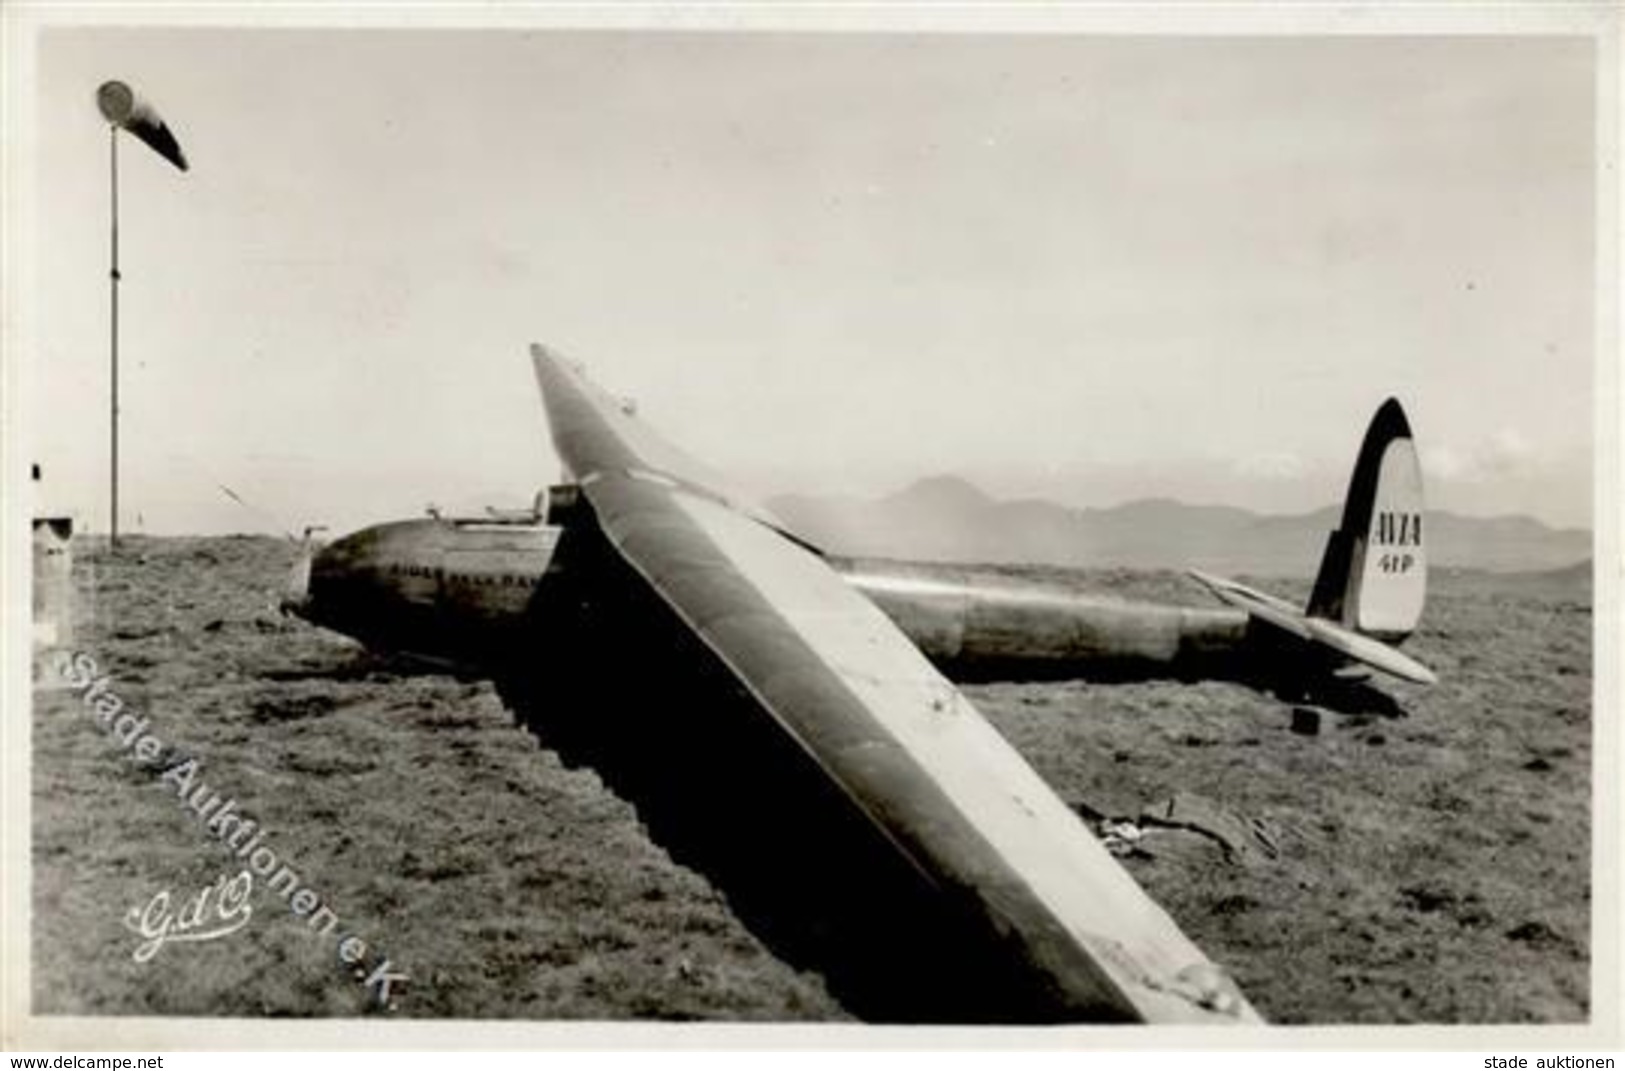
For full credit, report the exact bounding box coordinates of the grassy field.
[30,537,1592,1024]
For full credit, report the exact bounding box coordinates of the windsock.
[96,80,188,171]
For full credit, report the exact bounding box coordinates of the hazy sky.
[18,24,1599,535]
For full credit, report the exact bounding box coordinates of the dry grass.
[33,536,840,1021]
[31,537,1590,1023]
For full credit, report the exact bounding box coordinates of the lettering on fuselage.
[385,562,543,588]
[1371,511,1422,575]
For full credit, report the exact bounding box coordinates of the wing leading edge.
[530,344,1263,1024]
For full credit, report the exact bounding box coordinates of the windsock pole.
[109,123,120,545]
[96,79,187,547]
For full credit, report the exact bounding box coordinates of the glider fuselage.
[284,509,1257,683]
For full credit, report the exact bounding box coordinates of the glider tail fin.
[1305,398,1427,642]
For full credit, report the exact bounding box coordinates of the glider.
[284,360,1433,694]
[288,346,1268,1023]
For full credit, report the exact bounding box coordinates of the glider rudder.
[1305,398,1427,642]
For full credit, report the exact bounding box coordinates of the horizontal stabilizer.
[1189,570,1436,685]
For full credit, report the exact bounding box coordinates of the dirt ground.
[30,536,1593,1024]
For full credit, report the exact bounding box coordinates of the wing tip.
[530,342,585,377]
[1185,568,1222,593]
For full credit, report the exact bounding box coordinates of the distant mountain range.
[769,475,1592,576]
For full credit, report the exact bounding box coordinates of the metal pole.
[109,125,120,547]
